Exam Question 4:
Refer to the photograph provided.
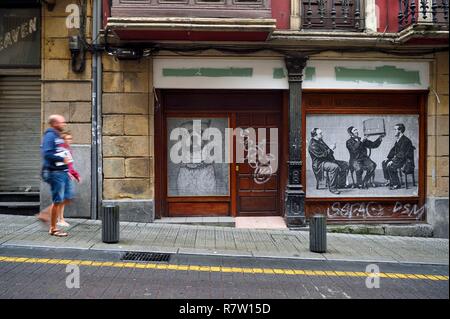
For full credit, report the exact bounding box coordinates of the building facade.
[0,0,448,237]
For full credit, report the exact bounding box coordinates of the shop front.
[151,56,430,224]
[153,58,290,219]
[301,60,429,224]
[0,2,41,214]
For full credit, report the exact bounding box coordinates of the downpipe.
[91,0,102,220]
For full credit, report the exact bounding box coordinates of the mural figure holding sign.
[346,126,384,189]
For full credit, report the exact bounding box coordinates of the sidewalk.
[0,215,448,265]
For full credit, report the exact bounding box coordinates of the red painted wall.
[272,0,290,30]
[102,0,110,29]
[377,0,420,33]
[376,0,400,33]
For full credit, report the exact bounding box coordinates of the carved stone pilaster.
[284,55,308,228]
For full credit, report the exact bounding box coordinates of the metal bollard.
[309,214,327,253]
[102,204,120,243]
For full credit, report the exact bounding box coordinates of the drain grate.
[121,252,171,263]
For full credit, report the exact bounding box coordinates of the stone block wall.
[42,0,92,142]
[426,51,449,238]
[41,0,93,217]
[101,56,155,204]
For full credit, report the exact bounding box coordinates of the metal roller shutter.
[0,75,41,192]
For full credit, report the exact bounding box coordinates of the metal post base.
[284,187,307,229]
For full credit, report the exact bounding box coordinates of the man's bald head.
[48,114,66,132]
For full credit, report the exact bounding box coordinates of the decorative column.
[284,55,308,228]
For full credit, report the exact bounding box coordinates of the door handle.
[235,165,239,172]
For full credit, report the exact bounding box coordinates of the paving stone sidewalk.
[0,215,448,265]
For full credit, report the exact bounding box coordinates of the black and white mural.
[167,117,230,197]
[306,115,419,198]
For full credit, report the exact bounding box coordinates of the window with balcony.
[111,0,272,19]
[106,0,276,42]
[398,0,449,32]
[301,0,365,31]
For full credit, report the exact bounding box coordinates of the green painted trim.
[163,67,253,77]
[273,68,286,79]
[335,65,421,85]
[305,67,316,81]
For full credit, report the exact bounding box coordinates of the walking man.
[308,128,349,195]
[382,123,415,190]
[37,114,71,237]
[346,126,383,189]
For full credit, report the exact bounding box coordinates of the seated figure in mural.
[346,126,383,189]
[382,123,415,190]
[308,128,349,195]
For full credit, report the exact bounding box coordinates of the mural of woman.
[176,119,217,196]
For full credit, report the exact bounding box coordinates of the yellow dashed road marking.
[274,269,285,275]
[176,265,189,271]
[101,262,114,267]
[146,264,158,269]
[91,262,103,267]
[156,264,168,270]
[0,256,447,281]
[167,265,179,270]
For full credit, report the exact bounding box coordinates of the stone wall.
[42,0,92,142]
[426,51,449,238]
[101,55,155,222]
[41,0,93,218]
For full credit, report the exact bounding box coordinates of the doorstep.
[154,217,235,227]
[154,216,290,230]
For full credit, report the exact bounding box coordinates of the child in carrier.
[36,131,80,227]
[57,131,81,227]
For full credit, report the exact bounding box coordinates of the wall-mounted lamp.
[69,35,86,73]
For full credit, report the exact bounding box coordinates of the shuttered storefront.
[0,75,41,192]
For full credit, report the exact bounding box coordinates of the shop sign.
[0,8,40,67]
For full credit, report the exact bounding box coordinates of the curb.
[2,243,448,266]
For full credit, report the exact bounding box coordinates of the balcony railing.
[301,0,365,32]
[398,0,449,31]
[110,0,272,19]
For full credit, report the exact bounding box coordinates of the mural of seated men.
[382,123,415,190]
[346,126,384,189]
[308,128,349,195]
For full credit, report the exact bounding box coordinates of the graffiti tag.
[327,201,426,219]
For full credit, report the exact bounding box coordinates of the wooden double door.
[156,90,286,218]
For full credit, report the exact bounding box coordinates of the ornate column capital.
[285,56,309,83]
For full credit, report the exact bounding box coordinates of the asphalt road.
[0,246,448,300]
